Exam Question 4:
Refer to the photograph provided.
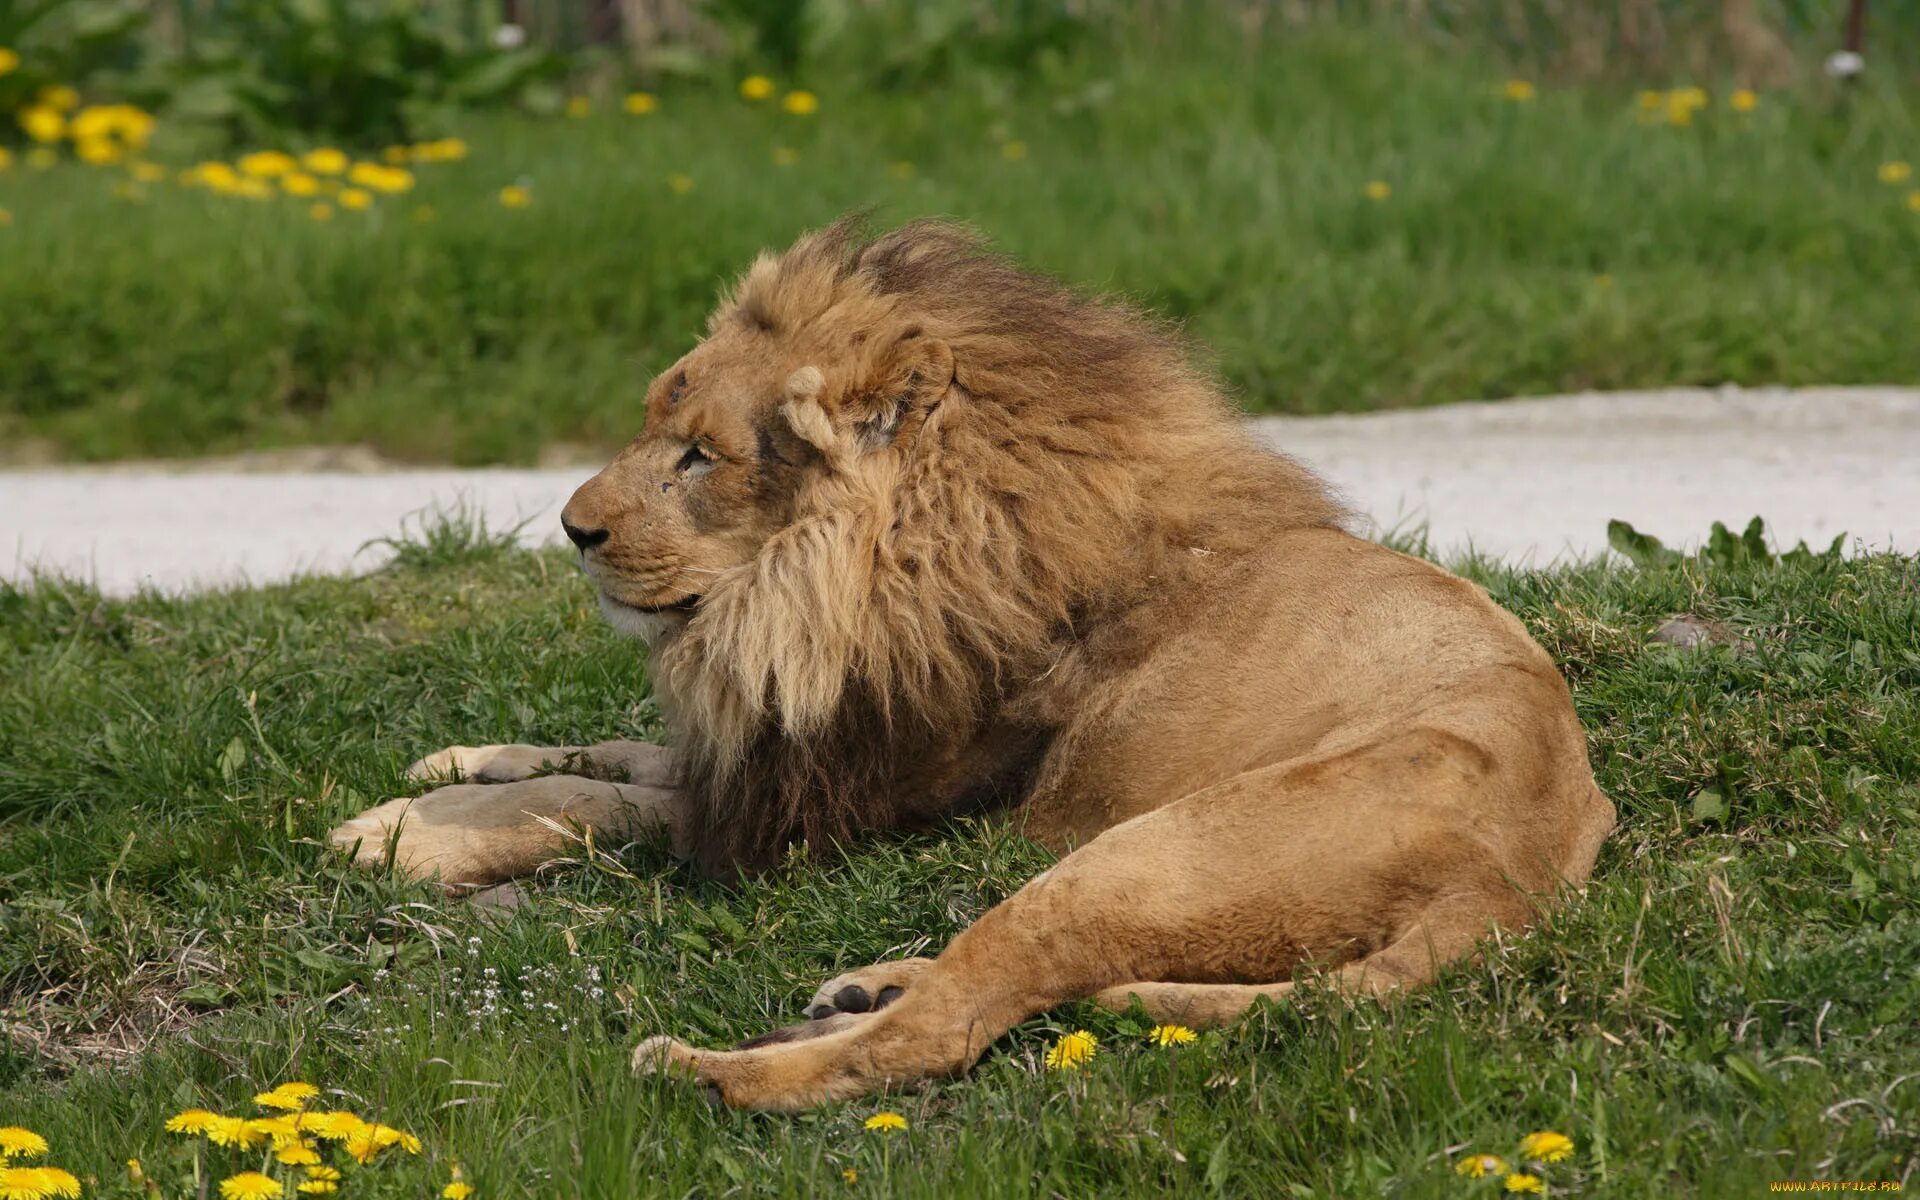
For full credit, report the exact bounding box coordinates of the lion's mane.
[647,219,1347,871]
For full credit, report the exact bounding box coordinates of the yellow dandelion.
[348,161,413,192]
[1000,139,1027,161]
[301,147,348,175]
[498,184,531,208]
[442,1184,474,1200]
[888,160,915,179]
[862,1112,908,1133]
[280,171,320,197]
[843,1168,858,1182]
[0,1130,47,1159]
[36,83,79,111]
[298,1112,363,1141]
[1044,1029,1098,1070]
[27,148,56,169]
[1636,89,1664,111]
[267,1082,319,1104]
[1149,1023,1197,1047]
[0,48,18,76]
[382,144,411,164]
[231,178,274,199]
[245,1116,301,1147]
[772,145,798,166]
[1518,1130,1574,1162]
[219,1172,284,1200]
[1907,190,1920,213]
[1503,80,1535,102]
[781,89,818,116]
[165,1109,221,1135]
[74,137,120,164]
[0,147,10,171]
[1455,1153,1509,1178]
[239,151,296,179]
[565,96,591,119]
[370,1125,422,1154]
[206,1115,268,1149]
[1364,179,1391,201]
[413,137,468,162]
[1,1167,82,1200]
[130,160,166,182]
[337,187,372,211]
[127,1159,145,1185]
[1879,161,1912,184]
[1729,88,1758,112]
[303,1166,340,1181]
[275,1139,323,1166]
[1503,1173,1545,1195]
[624,91,656,115]
[18,106,65,144]
[295,1185,336,1196]
[667,173,694,194]
[739,75,774,101]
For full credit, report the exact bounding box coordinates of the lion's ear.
[780,365,853,468]
[852,332,954,452]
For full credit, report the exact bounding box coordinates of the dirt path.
[5,386,1915,594]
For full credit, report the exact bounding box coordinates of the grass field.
[3,19,1920,465]
[3,519,1916,1196]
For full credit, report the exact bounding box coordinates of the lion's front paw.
[405,744,569,784]
[802,957,935,1020]
[327,784,518,890]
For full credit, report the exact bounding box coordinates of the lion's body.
[329,219,1613,1109]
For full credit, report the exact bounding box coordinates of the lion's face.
[561,329,815,641]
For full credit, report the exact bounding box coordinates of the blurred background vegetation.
[1,0,1917,463]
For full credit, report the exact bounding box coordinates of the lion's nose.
[561,518,609,551]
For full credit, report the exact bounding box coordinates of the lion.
[328,217,1615,1111]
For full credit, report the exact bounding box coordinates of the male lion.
[330,218,1614,1110]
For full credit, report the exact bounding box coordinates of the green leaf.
[1689,788,1727,823]
[217,735,248,780]
[1607,519,1679,569]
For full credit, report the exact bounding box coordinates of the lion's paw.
[326,784,514,890]
[802,957,935,1020]
[405,744,569,784]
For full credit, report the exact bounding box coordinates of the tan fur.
[329,217,1614,1109]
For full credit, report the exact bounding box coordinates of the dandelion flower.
[1503,1173,1545,1195]
[36,83,79,111]
[1729,88,1758,112]
[0,148,10,172]
[1000,140,1027,161]
[75,137,121,164]
[127,1159,145,1184]
[1045,1029,1098,1070]
[1,1167,82,1199]
[1636,89,1664,111]
[343,1129,384,1165]
[772,146,797,166]
[280,172,321,197]
[843,1168,858,1183]
[1879,161,1912,185]
[239,151,296,179]
[1363,180,1391,201]
[739,75,774,102]
[624,92,656,115]
[781,90,818,116]
[413,137,468,162]
[269,1082,319,1103]
[349,162,413,192]
[18,107,64,143]
[499,184,532,208]
[0,48,18,76]
[232,178,274,199]
[1503,80,1535,102]
[371,1125,422,1154]
[295,1185,336,1196]
[1454,1153,1509,1178]
[862,1112,908,1133]
[442,1184,474,1199]
[1518,1130,1574,1162]
[0,1130,46,1159]
[275,1139,322,1166]
[246,1116,301,1147]
[301,148,348,176]
[337,187,372,211]
[1149,1024,1198,1047]
[303,1166,340,1182]
[219,1172,284,1199]
[1907,190,1920,213]
[299,1112,364,1141]
[206,1115,268,1149]
[667,173,694,194]
[165,1109,221,1136]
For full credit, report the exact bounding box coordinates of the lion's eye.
[676,443,716,476]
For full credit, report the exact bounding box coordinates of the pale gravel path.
[3,386,1916,596]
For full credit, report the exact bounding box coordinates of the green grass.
[2,19,1919,465]
[3,524,1916,1196]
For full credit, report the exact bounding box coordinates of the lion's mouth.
[614,593,703,615]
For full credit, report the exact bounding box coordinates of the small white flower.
[492,23,527,48]
[1825,50,1865,78]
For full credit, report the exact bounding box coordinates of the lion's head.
[562,217,1342,870]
